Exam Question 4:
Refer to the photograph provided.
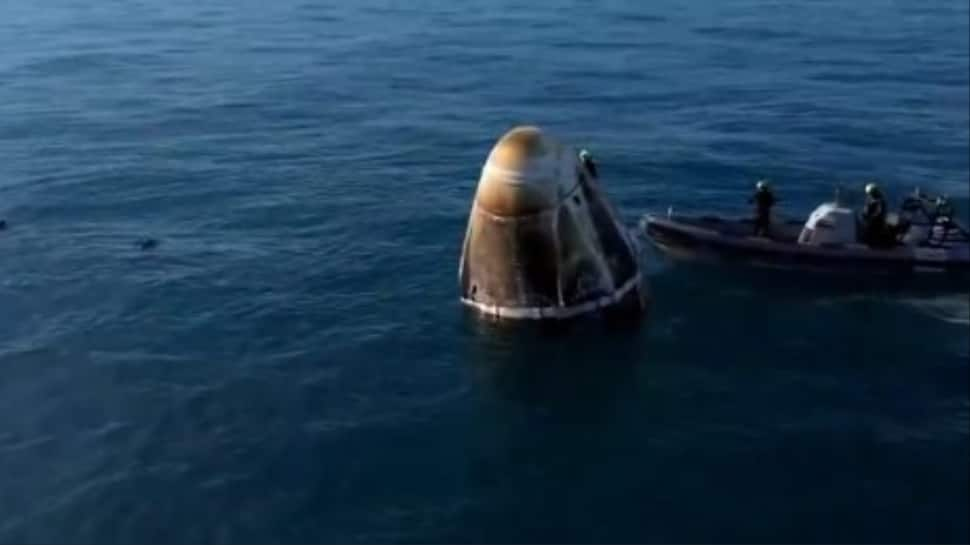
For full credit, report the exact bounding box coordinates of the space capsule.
[458,126,647,320]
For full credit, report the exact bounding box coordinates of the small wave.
[691,25,803,41]
[618,13,668,24]
[11,52,164,78]
[808,69,969,88]
[900,295,970,325]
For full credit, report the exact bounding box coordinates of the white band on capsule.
[460,274,642,320]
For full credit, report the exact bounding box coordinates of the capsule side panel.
[578,172,639,286]
[556,204,613,305]
[460,207,559,309]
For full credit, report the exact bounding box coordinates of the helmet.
[756,179,770,191]
[865,182,880,196]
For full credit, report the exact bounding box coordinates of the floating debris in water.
[0,220,7,230]
[137,237,159,250]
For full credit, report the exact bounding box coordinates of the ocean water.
[1,0,968,542]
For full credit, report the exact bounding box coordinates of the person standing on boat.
[862,182,888,245]
[749,180,776,237]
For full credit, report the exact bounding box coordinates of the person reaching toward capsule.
[579,149,598,178]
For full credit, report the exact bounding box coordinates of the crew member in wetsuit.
[934,196,954,221]
[930,195,956,242]
[748,180,776,237]
[862,182,888,245]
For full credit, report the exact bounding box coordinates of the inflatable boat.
[640,190,970,277]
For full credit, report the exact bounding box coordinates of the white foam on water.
[899,294,970,325]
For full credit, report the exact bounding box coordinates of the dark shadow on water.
[461,309,650,411]
[452,311,658,544]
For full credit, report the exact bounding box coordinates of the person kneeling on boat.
[748,180,776,237]
[861,182,890,246]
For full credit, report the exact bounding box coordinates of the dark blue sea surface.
[1,0,968,542]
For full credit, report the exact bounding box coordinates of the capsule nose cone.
[459,126,647,321]
[474,126,567,217]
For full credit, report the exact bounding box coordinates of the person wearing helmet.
[930,195,957,242]
[934,195,954,221]
[748,179,777,237]
[862,182,888,245]
[579,149,598,179]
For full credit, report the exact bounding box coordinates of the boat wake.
[899,294,970,326]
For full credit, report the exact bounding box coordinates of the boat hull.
[642,214,970,277]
